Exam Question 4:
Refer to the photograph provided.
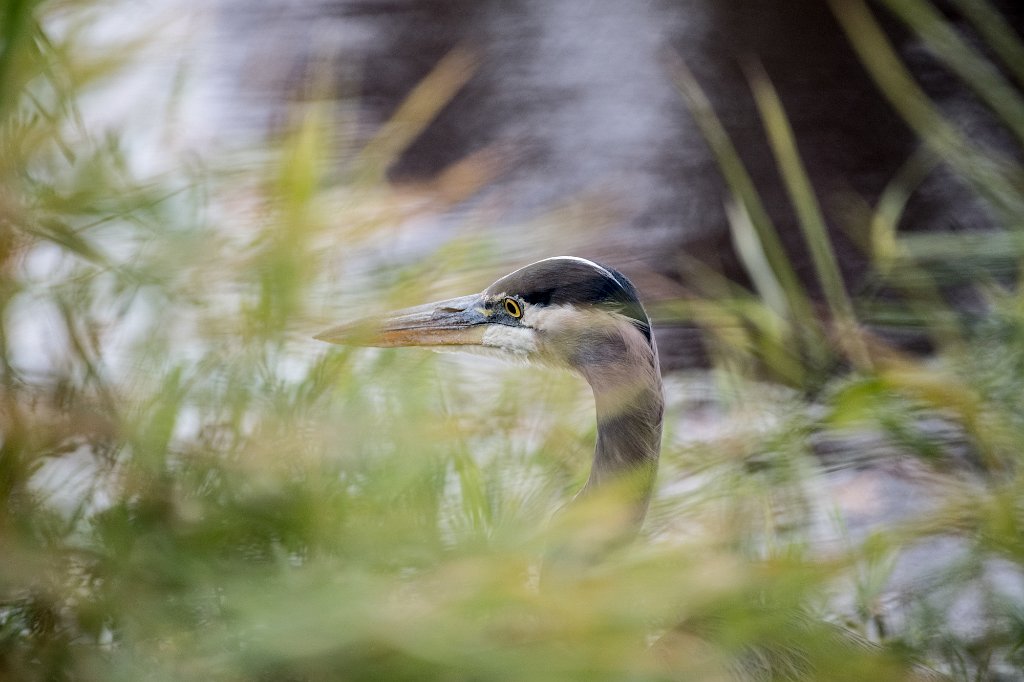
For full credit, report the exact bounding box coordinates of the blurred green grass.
[1,1,1024,680]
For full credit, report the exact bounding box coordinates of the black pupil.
[505,299,519,316]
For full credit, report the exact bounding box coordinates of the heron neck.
[578,342,664,527]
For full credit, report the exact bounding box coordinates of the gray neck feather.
[573,323,664,527]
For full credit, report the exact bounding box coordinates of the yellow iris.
[503,298,523,319]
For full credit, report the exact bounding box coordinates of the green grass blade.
[0,0,38,122]
[867,148,966,353]
[950,0,1024,90]
[878,0,1024,147]
[668,54,816,327]
[746,63,870,369]
[725,200,812,384]
[870,147,938,269]
[725,199,790,322]
[829,0,1024,226]
[354,48,477,183]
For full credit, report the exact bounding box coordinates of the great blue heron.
[316,256,663,527]
[315,257,958,679]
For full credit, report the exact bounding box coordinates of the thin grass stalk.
[658,255,807,381]
[746,63,871,370]
[0,0,38,122]
[354,48,477,183]
[868,148,967,355]
[948,0,1024,91]
[877,0,1024,148]
[725,199,790,322]
[667,54,815,326]
[829,0,1024,226]
[870,148,938,270]
[669,54,833,379]
[897,231,1024,262]
[725,200,816,384]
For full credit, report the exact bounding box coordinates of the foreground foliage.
[1,1,1022,680]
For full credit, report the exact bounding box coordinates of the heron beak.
[315,294,490,348]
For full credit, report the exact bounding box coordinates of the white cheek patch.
[481,324,539,357]
[522,304,575,332]
[525,305,623,344]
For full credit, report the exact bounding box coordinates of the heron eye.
[503,297,523,319]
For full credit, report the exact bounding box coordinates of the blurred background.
[2,0,1024,679]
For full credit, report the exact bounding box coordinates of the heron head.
[315,256,655,377]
